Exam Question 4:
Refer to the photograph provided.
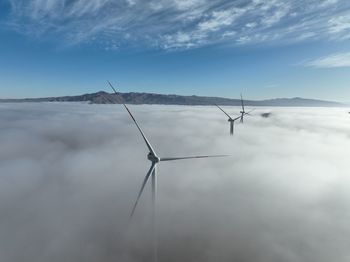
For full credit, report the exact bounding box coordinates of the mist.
[1,102,350,262]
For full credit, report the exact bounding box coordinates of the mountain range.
[0,91,345,107]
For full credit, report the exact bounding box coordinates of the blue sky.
[1,0,350,101]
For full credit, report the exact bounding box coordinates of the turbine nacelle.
[148,152,160,163]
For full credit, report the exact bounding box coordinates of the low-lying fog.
[0,102,350,262]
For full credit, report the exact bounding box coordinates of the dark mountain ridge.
[0,91,344,107]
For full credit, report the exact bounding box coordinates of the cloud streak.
[1,102,350,262]
[303,52,350,68]
[3,0,350,50]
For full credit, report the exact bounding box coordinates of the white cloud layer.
[3,0,350,50]
[1,102,350,262]
[304,52,350,68]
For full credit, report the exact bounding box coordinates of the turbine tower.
[108,81,228,262]
[240,94,246,123]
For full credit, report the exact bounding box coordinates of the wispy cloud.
[3,0,350,50]
[303,52,350,68]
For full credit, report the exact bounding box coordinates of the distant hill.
[0,91,344,107]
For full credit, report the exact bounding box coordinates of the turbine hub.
[147,152,160,163]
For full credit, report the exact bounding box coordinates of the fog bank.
[0,103,350,262]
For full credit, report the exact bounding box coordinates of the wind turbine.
[107,81,228,262]
[239,94,254,123]
[215,104,241,135]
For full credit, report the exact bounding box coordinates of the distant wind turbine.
[239,94,254,123]
[107,81,228,262]
[215,104,242,135]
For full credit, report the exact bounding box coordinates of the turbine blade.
[108,81,156,156]
[232,115,241,121]
[245,109,255,115]
[215,104,232,119]
[242,109,255,117]
[130,162,156,219]
[99,92,117,104]
[122,105,157,155]
[160,155,230,162]
[107,81,124,104]
[230,121,234,135]
[107,80,119,96]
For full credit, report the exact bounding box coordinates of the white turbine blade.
[245,109,255,115]
[108,81,156,155]
[107,81,124,104]
[240,93,245,112]
[123,104,157,155]
[99,91,116,104]
[130,162,156,219]
[108,80,118,96]
[160,155,230,162]
[232,115,241,121]
[215,104,232,119]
